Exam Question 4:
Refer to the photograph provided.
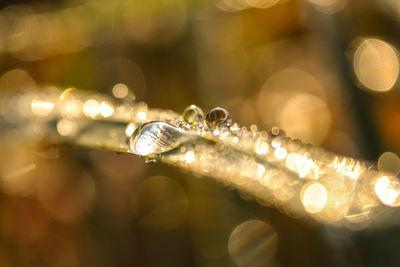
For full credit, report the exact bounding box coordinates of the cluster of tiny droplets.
[3,87,400,229]
[131,104,397,228]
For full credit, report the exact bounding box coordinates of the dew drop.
[205,107,231,129]
[183,105,204,122]
[128,121,187,156]
[270,126,286,137]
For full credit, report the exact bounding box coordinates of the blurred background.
[0,0,400,266]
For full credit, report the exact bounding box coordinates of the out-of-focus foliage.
[0,0,400,266]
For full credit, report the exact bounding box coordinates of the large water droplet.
[128,121,186,156]
[183,105,204,122]
[206,107,231,129]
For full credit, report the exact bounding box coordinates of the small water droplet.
[128,121,187,156]
[206,107,231,129]
[144,157,158,164]
[230,123,240,133]
[270,127,286,137]
[183,105,204,122]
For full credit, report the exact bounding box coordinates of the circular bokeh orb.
[228,220,278,267]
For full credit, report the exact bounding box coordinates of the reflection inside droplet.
[183,104,204,122]
[228,220,278,267]
[128,121,187,156]
[206,107,232,129]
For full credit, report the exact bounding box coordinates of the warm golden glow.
[256,164,266,179]
[279,94,330,144]
[301,182,328,213]
[274,147,287,160]
[244,0,279,9]
[60,87,75,101]
[185,151,195,164]
[30,99,55,117]
[125,122,137,137]
[286,153,319,179]
[57,119,76,136]
[112,83,129,99]
[99,101,114,118]
[375,176,400,207]
[353,38,399,92]
[377,152,400,176]
[228,220,278,267]
[255,139,269,154]
[83,99,100,118]
[329,157,362,180]
[379,0,400,16]
[137,111,147,121]
[307,0,346,14]
[60,99,82,117]
[216,0,247,12]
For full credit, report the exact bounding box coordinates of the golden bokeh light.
[279,93,331,144]
[255,139,269,154]
[274,147,287,160]
[2,0,400,264]
[256,163,266,179]
[125,122,138,137]
[377,152,400,176]
[30,99,55,117]
[353,38,399,92]
[286,153,319,179]
[307,0,347,14]
[60,99,82,118]
[137,111,147,120]
[378,0,400,16]
[215,0,249,13]
[99,101,114,118]
[83,99,100,118]
[112,83,130,99]
[185,151,195,164]
[228,220,278,267]
[216,0,279,11]
[375,176,400,207]
[301,182,328,214]
[257,69,330,144]
[57,119,77,137]
[245,0,279,9]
